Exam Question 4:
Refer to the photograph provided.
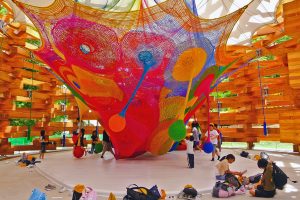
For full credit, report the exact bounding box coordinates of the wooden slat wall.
[0,2,100,154]
[194,0,300,148]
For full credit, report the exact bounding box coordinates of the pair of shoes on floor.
[59,186,66,193]
[45,184,56,191]
[211,156,221,161]
[27,164,35,168]
[235,186,246,195]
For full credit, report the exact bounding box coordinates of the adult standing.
[101,130,115,159]
[214,123,222,152]
[204,123,220,161]
[77,128,85,147]
[89,130,98,154]
[39,130,47,159]
[76,118,84,134]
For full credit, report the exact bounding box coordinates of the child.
[204,123,220,161]
[101,130,115,159]
[89,130,98,154]
[185,136,194,168]
[216,154,246,180]
[191,125,200,150]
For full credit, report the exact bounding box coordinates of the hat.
[74,184,85,193]
[184,184,193,188]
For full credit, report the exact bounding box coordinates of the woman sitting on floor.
[216,154,245,180]
[250,158,276,198]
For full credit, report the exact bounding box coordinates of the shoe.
[101,155,104,158]
[27,164,34,168]
[59,187,66,193]
[211,158,215,161]
[217,156,220,160]
[235,186,246,195]
[45,185,52,191]
[45,184,56,191]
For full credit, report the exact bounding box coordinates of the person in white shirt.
[76,118,84,134]
[192,126,200,149]
[205,123,220,161]
[185,136,195,168]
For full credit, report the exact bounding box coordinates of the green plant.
[54,99,70,105]
[25,58,46,66]
[51,115,68,122]
[0,6,8,15]
[15,101,32,108]
[268,35,292,47]
[252,35,267,43]
[264,74,280,79]
[210,91,237,98]
[8,137,39,146]
[9,119,36,126]
[26,39,41,47]
[252,55,275,62]
[23,84,39,91]
[221,77,230,83]
[210,107,232,113]
[22,67,39,73]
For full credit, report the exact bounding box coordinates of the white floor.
[35,149,260,198]
[1,149,299,200]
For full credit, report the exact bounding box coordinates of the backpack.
[183,187,198,198]
[28,188,47,200]
[124,184,159,200]
[240,151,249,158]
[272,162,297,190]
[272,163,288,190]
[212,181,235,198]
[225,174,242,189]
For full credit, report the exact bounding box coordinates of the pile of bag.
[212,174,246,198]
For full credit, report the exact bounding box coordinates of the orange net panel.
[13,0,246,158]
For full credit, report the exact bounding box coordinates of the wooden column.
[247,141,254,150]
[293,144,300,153]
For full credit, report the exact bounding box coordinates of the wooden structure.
[0,1,99,154]
[1,0,300,154]
[196,0,300,152]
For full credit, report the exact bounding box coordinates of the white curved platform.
[36,150,258,198]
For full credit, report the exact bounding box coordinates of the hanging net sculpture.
[13,0,247,158]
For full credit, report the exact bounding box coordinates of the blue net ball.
[203,141,214,154]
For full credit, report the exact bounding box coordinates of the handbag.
[125,184,159,200]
